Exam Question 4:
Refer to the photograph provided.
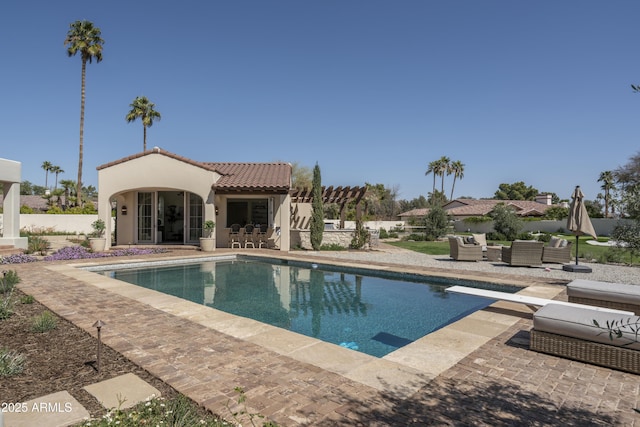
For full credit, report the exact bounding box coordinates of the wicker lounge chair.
[542,238,572,264]
[567,279,640,315]
[501,240,544,266]
[531,303,640,374]
[448,237,483,261]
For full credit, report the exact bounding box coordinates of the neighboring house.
[398,208,430,223]
[398,195,558,222]
[96,148,292,251]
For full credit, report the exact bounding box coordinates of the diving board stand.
[445,285,634,315]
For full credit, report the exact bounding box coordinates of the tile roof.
[443,199,556,217]
[399,199,558,218]
[96,148,292,193]
[398,208,430,217]
[203,162,291,192]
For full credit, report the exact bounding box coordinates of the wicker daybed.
[530,303,640,374]
[567,279,640,315]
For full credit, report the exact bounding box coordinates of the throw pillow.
[559,239,568,248]
[549,236,561,248]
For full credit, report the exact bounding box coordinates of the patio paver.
[10,250,640,425]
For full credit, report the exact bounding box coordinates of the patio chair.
[471,233,488,250]
[243,224,255,248]
[255,224,268,248]
[501,240,544,266]
[542,238,572,264]
[229,224,241,248]
[448,236,483,262]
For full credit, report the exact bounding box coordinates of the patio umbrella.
[563,186,597,273]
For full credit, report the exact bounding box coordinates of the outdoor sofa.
[448,236,483,261]
[567,279,640,315]
[501,240,544,266]
[530,303,640,374]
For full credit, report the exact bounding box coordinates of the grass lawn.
[387,234,639,266]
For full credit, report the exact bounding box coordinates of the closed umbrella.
[563,186,597,273]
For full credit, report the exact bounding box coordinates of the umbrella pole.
[575,235,579,265]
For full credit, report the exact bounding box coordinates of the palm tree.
[435,156,451,193]
[126,96,162,151]
[449,160,465,200]
[50,166,64,190]
[59,179,76,208]
[598,170,615,218]
[41,161,52,191]
[64,20,104,207]
[425,160,438,194]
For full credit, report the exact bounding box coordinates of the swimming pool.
[93,257,520,357]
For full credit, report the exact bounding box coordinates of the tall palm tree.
[449,160,465,200]
[126,96,162,151]
[598,170,615,218]
[41,161,52,191]
[425,160,438,193]
[50,166,64,190]
[64,20,104,207]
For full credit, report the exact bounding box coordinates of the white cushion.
[534,303,640,350]
[567,279,640,305]
[549,236,561,247]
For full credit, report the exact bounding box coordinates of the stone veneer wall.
[290,230,355,250]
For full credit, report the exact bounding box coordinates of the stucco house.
[96,148,292,251]
[398,195,559,222]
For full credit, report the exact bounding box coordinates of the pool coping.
[49,250,567,396]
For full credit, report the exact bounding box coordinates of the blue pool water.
[94,258,519,358]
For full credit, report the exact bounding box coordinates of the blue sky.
[1,1,638,202]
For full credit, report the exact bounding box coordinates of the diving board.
[445,285,635,315]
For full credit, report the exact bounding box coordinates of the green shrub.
[487,232,506,241]
[379,228,389,239]
[1,270,20,294]
[463,216,492,224]
[27,236,51,255]
[20,294,35,304]
[537,233,551,243]
[81,394,230,426]
[516,232,534,240]
[0,347,26,377]
[20,205,34,214]
[489,204,523,241]
[349,219,369,249]
[404,233,426,241]
[0,295,14,320]
[31,311,58,333]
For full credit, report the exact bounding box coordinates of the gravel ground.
[306,244,640,285]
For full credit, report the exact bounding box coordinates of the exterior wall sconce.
[121,205,128,215]
[215,206,219,215]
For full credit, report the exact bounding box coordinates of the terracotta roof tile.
[398,208,430,217]
[204,162,291,192]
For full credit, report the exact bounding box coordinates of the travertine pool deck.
[13,248,640,425]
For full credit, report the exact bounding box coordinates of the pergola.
[290,186,367,229]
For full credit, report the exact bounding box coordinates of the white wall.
[453,218,634,237]
[5,214,115,235]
